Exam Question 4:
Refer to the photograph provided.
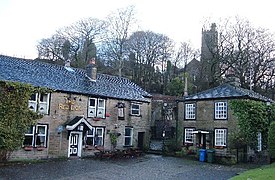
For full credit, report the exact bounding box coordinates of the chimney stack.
[86,58,97,81]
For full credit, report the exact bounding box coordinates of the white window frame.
[184,128,195,143]
[131,103,140,116]
[24,125,48,147]
[215,129,227,146]
[35,125,47,147]
[124,127,133,146]
[215,102,227,119]
[185,103,196,119]
[28,93,50,114]
[88,98,106,118]
[85,127,104,146]
[257,132,262,152]
[38,93,50,114]
[97,99,106,118]
[28,93,38,112]
[24,126,35,146]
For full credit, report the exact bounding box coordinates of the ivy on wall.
[0,81,44,161]
[229,99,273,150]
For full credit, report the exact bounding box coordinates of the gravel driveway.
[0,154,244,180]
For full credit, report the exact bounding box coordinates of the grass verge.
[231,163,275,180]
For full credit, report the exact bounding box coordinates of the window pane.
[89,99,96,106]
[29,94,36,101]
[125,137,131,146]
[98,99,104,107]
[125,128,131,136]
[37,126,46,135]
[26,126,34,134]
[132,104,139,109]
[23,136,33,146]
[40,93,48,102]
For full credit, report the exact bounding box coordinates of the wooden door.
[69,133,79,156]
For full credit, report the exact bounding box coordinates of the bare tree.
[37,17,107,68]
[201,17,275,94]
[127,30,174,92]
[100,6,137,77]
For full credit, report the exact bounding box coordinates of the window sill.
[214,146,226,149]
[129,114,142,117]
[123,145,133,148]
[85,145,104,151]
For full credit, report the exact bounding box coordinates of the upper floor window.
[185,103,196,120]
[131,103,140,116]
[88,98,106,118]
[28,93,50,114]
[85,127,104,146]
[124,127,133,146]
[23,124,48,147]
[215,102,227,119]
[184,128,195,144]
[215,129,227,147]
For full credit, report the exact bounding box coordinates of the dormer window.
[88,98,106,118]
[28,93,50,114]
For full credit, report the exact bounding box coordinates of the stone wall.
[10,92,151,160]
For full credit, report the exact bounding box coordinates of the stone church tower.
[199,23,219,90]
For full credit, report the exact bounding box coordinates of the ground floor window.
[184,128,195,144]
[85,127,104,146]
[124,127,133,146]
[215,129,227,147]
[23,124,48,147]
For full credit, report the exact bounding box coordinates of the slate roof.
[183,84,270,102]
[0,55,151,102]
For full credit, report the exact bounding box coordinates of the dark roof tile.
[0,55,151,102]
[184,84,270,102]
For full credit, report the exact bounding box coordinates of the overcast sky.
[0,0,274,59]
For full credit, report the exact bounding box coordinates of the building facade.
[178,83,270,162]
[0,55,152,160]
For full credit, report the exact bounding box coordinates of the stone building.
[0,55,152,159]
[177,83,270,162]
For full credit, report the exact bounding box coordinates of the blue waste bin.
[199,149,206,162]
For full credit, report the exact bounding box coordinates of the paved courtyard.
[0,154,244,180]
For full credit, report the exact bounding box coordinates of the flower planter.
[37,147,45,151]
[24,146,33,151]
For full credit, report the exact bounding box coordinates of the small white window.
[35,125,47,147]
[23,125,48,147]
[88,98,97,117]
[28,93,50,114]
[184,128,195,143]
[215,102,227,119]
[97,99,106,118]
[215,129,227,146]
[131,103,140,116]
[257,132,262,152]
[185,103,196,119]
[29,93,38,112]
[124,127,133,146]
[88,98,106,118]
[85,127,104,146]
[38,93,50,114]
[23,126,35,146]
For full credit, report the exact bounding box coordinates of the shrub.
[268,122,275,158]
